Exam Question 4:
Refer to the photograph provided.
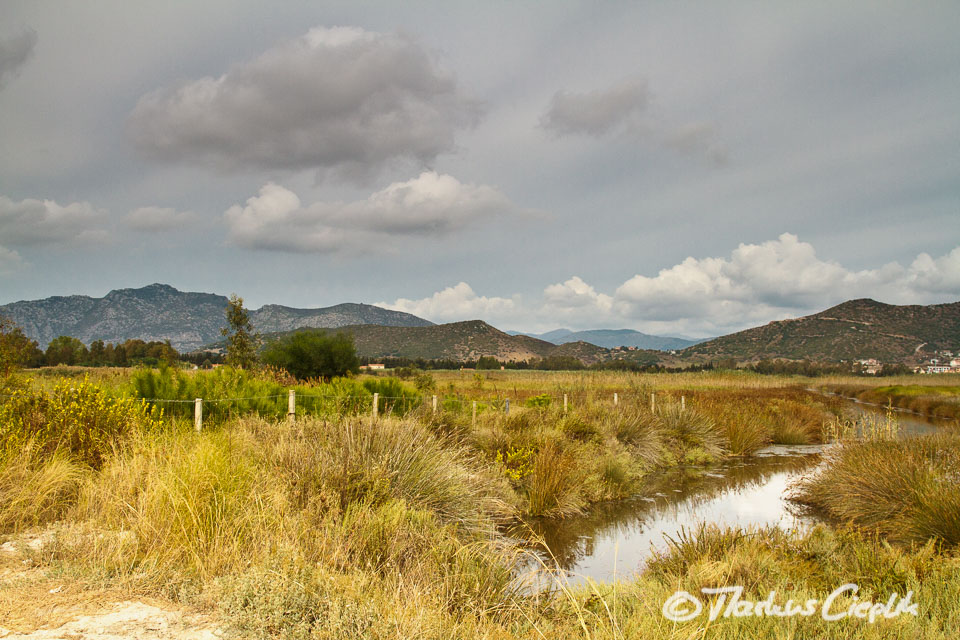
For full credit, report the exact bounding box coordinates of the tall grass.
[793,433,960,546]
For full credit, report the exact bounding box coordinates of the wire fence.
[1,384,688,431]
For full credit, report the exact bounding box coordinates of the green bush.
[261,331,359,380]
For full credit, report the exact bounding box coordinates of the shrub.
[261,330,359,380]
[0,377,164,468]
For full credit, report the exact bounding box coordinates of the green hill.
[258,321,611,364]
[682,299,960,363]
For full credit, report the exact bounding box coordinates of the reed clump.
[793,433,960,546]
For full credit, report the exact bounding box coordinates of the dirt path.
[1,535,222,640]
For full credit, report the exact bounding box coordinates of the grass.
[792,432,960,547]
[3,368,960,638]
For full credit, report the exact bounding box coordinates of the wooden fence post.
[505,398,510,415]
[372,392,379,421]
[651,392,656,413]
[432,395,438,414]
[563,394,568,414]
[613,392,618,406]
[472,401,477,426]
[288,390,296,423]
[194,398,202,432]
[681,395,686,412]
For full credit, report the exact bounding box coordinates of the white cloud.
[224,171,526,253]
[0,195,106,246]
[0,246,24,276]
[126,206,196,232]
[378,282,517,324]
[0,28,37,89]
[542,276,614,324]
[127,26,480,178]
[381,236,960,337]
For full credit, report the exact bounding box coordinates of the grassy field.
[2,367,959,638]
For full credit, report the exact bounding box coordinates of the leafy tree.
[476,356,501,370]
[261,330,359,380]
[1,316,43,375]
[222,294,260,369]
[45,335,89,366]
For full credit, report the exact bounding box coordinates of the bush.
[0,377,164,469]
[261,331,359,380]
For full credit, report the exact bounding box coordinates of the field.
[1,367,959,638]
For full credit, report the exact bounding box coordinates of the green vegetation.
[1,368,958,638]
[823,382,960,421]
[261,330,360,380]
[222,293,260,369]
[793,432,960,546]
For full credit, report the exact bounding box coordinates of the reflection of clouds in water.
[531,454,821,585]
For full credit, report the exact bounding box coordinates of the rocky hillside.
[0,284,432,351]
[682,298,960,363]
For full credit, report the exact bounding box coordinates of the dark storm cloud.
[127,26,481,179]
[540,78,650,136]
[0,27,37,89]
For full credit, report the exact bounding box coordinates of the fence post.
[372,392,379,421]
[563,394,568,414]
[651,392,656,413]
[681,395,686,412]
[194,398,202,432]
[505,398,510,415]
[288,390,296,423]
[472,401,477,426]
[432,395,438,414]
[613,392,618,407]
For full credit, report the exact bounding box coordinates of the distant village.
[856,350,960,375]
[915,350,960,374]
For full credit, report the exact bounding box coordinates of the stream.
[519,399,951,588]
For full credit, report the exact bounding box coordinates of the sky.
[0,1,958,338]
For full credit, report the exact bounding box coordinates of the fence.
[138,390,686,431]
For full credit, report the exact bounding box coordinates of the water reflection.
[519,399,949,586]
[516,450,820,584]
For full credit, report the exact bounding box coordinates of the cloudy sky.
[1,2,958,338]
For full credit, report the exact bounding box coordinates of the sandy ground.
[0,535,222,640]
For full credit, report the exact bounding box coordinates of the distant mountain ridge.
[0,284,433,351]
[682,298,960,363]
[510,328,700,350]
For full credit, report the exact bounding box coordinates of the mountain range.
[2,285,957,365]
[0,284,432,351]
[509,328,703,350]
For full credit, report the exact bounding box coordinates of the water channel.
[520,399,950,587]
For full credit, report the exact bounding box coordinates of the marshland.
[2,365,959,638]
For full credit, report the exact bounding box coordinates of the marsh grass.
[5,370,959,638]
[793,433,960,546]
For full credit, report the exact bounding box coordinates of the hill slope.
[0,284,432,351]
[510,328,698,350]
[262,321,611,364]
[682,299,960,363]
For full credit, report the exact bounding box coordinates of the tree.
[45,335,88,366]
[261,331,359,380]
[222,294,260,369]
[1,316,43,375]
